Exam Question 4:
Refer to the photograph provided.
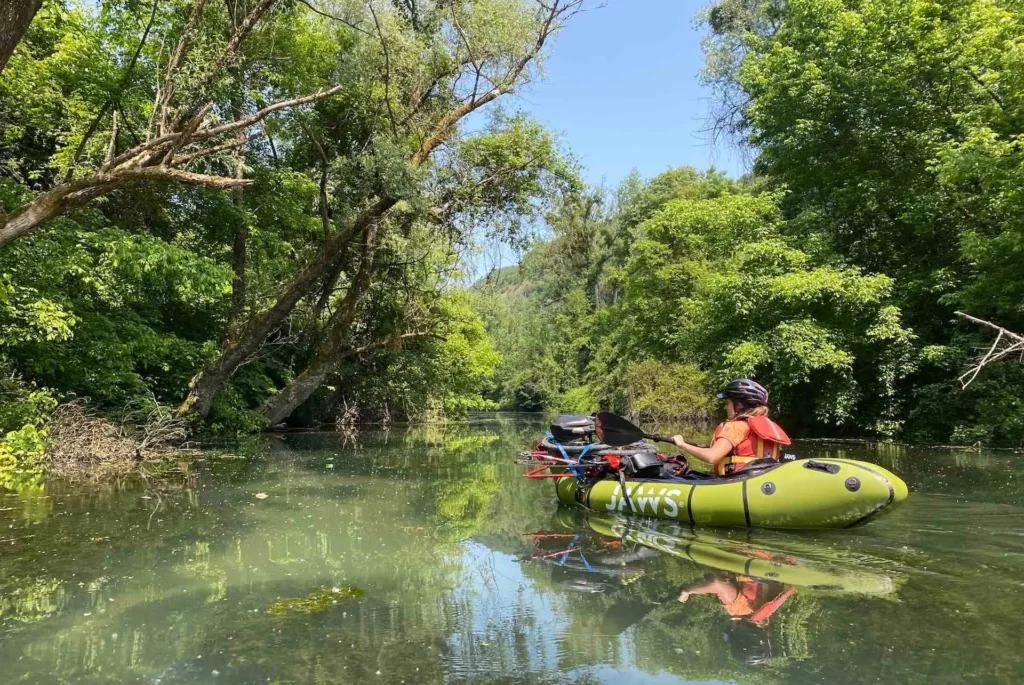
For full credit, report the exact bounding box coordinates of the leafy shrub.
[0,375,57,491]
[559,385,598,415]
[625,360,712,422]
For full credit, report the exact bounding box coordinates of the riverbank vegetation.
[0,0,586,485]
[3,0,1024,489]
[472,0,1024,447]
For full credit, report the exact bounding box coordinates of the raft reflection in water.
[524,509,902,666]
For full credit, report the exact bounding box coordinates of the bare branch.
[955,311,1024,388]
[65,0,159,181]
[297,0,372,36]
[0,166,251,247]
[198,84,345,140]
[156,0,209,136]
[368,3,399,139]
[102,85,343,174]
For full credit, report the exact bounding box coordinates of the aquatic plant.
[266,586,364,615]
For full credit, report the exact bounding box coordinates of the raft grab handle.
[803,460,841,474]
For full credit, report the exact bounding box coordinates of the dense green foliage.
[730,0,1024,444]
[473,172,916,435]
[4,0,1024,490]
[0,0,585,485]
[474,0,1024,445]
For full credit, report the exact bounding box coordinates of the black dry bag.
[549,414,596,442]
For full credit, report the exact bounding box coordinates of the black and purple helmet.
[716,379,769,406]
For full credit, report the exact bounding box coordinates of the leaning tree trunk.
[262,225,379,425]
[263,331,427,425]
[176,196,396,419]
[0,0,42,78]
[264,357,338,426]
[176,0,572,420]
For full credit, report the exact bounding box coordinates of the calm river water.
[1,414,1022,684]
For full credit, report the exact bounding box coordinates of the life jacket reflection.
[712,415,792,476]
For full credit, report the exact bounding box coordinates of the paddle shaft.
[623,430,711,451]
[636,431,709,450]
[640,431,676,445]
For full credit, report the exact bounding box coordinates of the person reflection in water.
[678,575,795,665]
[678,575,793,621]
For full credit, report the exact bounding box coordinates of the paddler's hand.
[678,591,691,603]
[671,435,688,449]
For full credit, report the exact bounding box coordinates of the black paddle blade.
[595,412,646,447]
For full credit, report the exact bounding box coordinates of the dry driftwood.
[46,400,191,481]
[955,311,1024,388]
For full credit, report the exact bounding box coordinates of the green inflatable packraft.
[555,458,908,529]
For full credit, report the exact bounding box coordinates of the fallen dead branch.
[46,400,194,481]
[955,311,1024,388]
[334,398,360,436]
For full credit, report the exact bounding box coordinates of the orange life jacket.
[723,580,796,623]
[712,416,791,476]
[722,581,760,617]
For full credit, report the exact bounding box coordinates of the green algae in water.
[267,586,364,615]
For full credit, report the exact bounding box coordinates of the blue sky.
[511,0,749,188]
[466,1,747,279]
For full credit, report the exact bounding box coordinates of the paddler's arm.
[679,579,741,604]
[670,435,734,468]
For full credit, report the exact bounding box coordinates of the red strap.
[749,586,796,623]
[524,466,572,479]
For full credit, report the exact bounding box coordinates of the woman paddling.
[671,379,791,476]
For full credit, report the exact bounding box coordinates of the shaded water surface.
[2,414,1023,684]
